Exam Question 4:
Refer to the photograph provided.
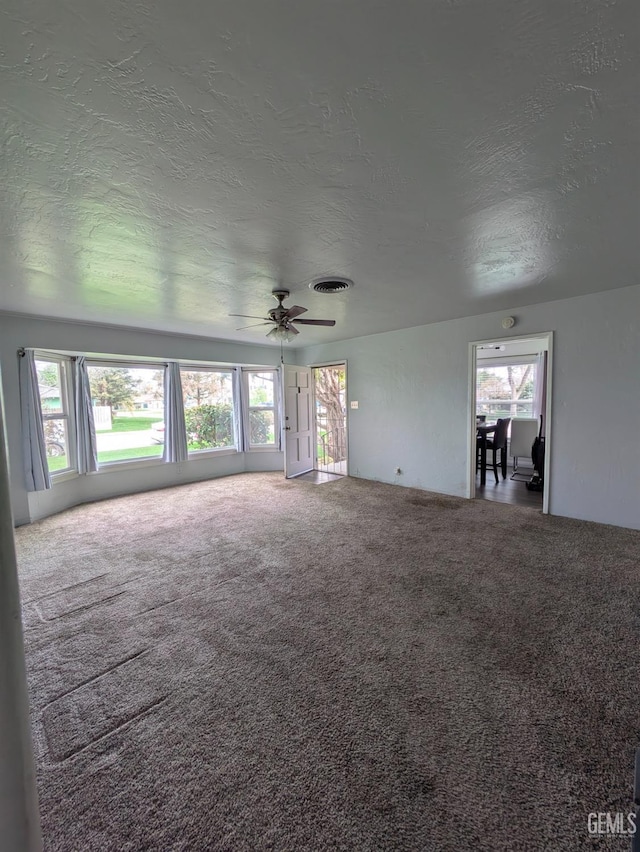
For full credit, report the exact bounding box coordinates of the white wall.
[299,285,640,531]
[0,315,285,525]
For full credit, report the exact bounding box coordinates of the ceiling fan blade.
[283,305,307,319]
[235,322,273,330]
[229,314,270,320]
[291,318,336,326]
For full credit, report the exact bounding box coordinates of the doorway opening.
[469,333,552,512]
[312,363,347,476]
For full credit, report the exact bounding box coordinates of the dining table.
[476,421,497,486]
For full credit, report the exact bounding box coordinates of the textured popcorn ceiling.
[0,0,638,345]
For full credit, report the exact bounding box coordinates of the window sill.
[187,447,238,459]
[50,469,79,484]
[246,445,280,452]
[91,457,165,474]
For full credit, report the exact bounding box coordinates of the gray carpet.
[15,472,640,851]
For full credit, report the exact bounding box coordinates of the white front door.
[283,364,313,478]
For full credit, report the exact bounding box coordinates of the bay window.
[28,351,279,485]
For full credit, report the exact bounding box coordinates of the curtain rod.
[18,348,81,362]
[18,348,277,370]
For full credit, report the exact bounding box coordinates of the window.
[476,360,537,420]
[180,368,235,452]
[87,365,164,465]
[32,353,279,474]
[35,357,75,474]
[245,370,279,448]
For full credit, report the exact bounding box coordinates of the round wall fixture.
[501,316,516,329]
[309,276,353,294]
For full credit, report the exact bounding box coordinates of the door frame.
[309,360,348,475]
[468,332,553,514]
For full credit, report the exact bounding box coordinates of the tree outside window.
[180,369,235,451]
[87,365,164,464]
[476,363,536,419]
[313,366,346,467]
[246,371,278,447]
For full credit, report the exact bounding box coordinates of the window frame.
[476,356,538,420]
[30,352,282,476]
[34,353,77,479]
[85,360,166,470]
[179,365,238,457]
[243,368,280,451]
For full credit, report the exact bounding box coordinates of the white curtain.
[232,367,248,451]
[532,351,547,435]
[18,349,51,492]
[163,363,188,463]
[74,356,98,473]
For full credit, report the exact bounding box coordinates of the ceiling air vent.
[310,277,353,294]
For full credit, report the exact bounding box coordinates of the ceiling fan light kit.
[267,325,298,342]
[230,288,337,343]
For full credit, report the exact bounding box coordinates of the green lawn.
[97,445,163,463]
[97,416,160,433]
[48,444,163,473]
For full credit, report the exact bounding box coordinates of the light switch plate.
[350,401,359,409]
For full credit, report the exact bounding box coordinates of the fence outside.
[93,406,112,430]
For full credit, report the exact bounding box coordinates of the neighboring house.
[131,394,162,411]
[38,387,61,411]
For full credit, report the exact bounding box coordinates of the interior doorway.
[469,333,552,513]
[312,363,347,476]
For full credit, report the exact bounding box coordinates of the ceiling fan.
[230,289,336,342]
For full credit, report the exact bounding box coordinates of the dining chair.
[477,417,511,483]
